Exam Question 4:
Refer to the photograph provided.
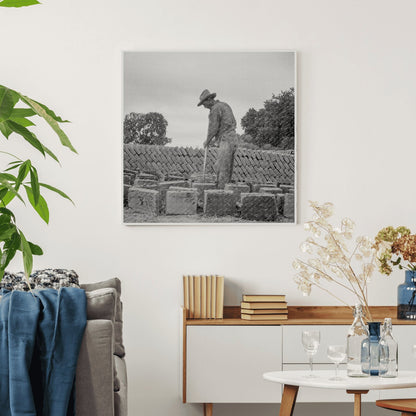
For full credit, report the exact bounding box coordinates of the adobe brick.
[241,193,277,222]
[259,187,283,195]
[166,190,198,215]
[133,178,159,189]
[283,193,295,219]
[128,187,160,215]
[204,190,236,217]
[252,183,276,193]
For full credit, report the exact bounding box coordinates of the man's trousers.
[215,132,238,189]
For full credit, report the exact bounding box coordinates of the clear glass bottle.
[347,303,370,377]
[379,318,398,377]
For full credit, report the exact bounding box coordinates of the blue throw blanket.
[0,287,86,416]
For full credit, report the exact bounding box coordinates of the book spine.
[206,275,212,318]
[211,275,216,319]
[216,275,224,319]
[189,276,194,319]
[194,275,201,319]
[183,275,189,318]
[201,275,206,319]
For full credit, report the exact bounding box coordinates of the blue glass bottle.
[398,271,416,320]
[361,321,381,376]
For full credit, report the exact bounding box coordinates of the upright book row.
[183,275,224,319]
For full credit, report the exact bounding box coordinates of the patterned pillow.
[0,269,80,291]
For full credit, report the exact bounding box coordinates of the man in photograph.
[198,89,238,189]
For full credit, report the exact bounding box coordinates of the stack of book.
[183,275,224,319]
[240,294,288,320]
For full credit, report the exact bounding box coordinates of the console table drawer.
[186,325,282,403]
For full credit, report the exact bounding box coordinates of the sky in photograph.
[124,52,295,148]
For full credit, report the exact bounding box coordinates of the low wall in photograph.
[124,143,295,185]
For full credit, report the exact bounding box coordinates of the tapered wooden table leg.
[204,403,213,416]
[279,384,299,416]
[347,390,369,416]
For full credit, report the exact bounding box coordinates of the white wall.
[2,0,416,415]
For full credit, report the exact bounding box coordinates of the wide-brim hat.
[197,89,217,106]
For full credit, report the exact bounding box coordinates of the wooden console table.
[182,306,416,416]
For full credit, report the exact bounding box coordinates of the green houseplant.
[0,0,76,281]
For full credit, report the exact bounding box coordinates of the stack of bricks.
[124,143,294,185]
[126,168,295,221]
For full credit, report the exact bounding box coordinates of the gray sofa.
[76,278,127,416]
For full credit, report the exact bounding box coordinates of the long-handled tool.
[202,146,208,183]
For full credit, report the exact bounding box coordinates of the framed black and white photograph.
[123,51,296,224]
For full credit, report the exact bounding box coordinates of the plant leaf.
[0,207,15,221]
[0,213,11,225]
[19,231,33,278]
[0,120,13,138]
[0,188,8,200]
[0,231,20,272]
[0,85,18,122]
[5,231,20,250]
[15,160,30,191]
[41,144,60,163]
[24,185,49,223]
[0,223,16,240]
[0,173,17,181]
[39,182,74,204]
[18,94,76,153]
[0,0,40,6]
[0,247,17,273]
[9,116,35,127]
[6,120,45,156]
[30,100,69,123]
[0,183,25,206]
[10,108,36,118]
[28,241,43,255]
[30,166,40,206]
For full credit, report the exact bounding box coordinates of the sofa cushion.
[85,288,117,321]
[76,320,114,416]
[81,278,125,357]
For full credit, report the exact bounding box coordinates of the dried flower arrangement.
[293,201,376,320]
[374,226,416,275]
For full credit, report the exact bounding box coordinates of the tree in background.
[241,88,294,150]
[124,112,172,145]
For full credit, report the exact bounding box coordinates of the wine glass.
[302,330,320,377]
[327,345,346,381]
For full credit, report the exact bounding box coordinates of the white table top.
[263,370,416,391]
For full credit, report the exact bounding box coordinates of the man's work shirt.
[207,100,237,144]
